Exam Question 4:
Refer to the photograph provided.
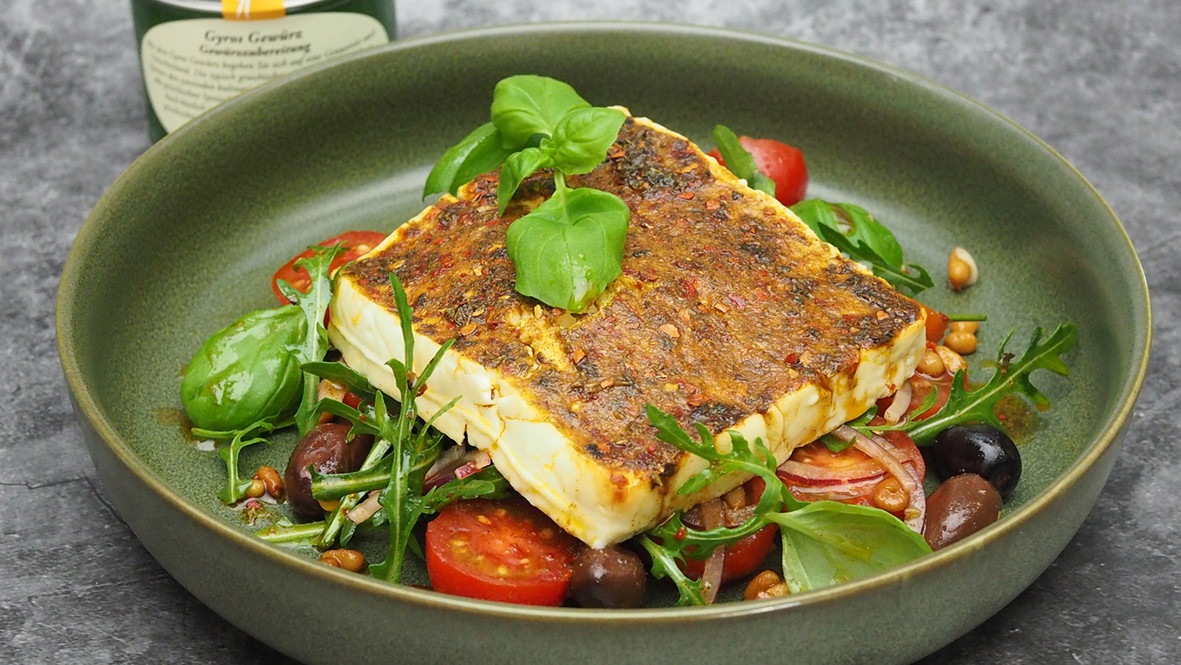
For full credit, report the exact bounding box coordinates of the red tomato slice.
[425,497,582,606]
[921,304,950,344]
[680,523,778,584]
[708,137,808,206]
[780,432,925,518]
[271,230,386,304]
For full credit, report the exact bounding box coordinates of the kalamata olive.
[567,546,647,608]
[284,422,373,520]
[930,423,1022,498]
[923,473,1003,550]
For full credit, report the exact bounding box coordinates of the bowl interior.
[60,22,1147,624]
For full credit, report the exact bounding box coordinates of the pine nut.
[255,465,283,500]
[744,570,785,600]
[918,348,946,377]
[944,331,979,355]
[244,478,265,499]
[947,247,979,290]
[319,548,366,572]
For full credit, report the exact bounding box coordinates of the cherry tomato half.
[271,231,386,304]
[425,497,582,606]
[679,477,777,583]
[708,137,808,207]
[680,523,779,584]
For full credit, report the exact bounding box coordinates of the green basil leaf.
[768,501,931,593]
[423,122,515,197]
[491,75,590,148]
[181,306,306,432]
[506,186,630,312]
[549,107,626,175]
[712,124,777,197]
[496,146,553,214]
[790,199,933,295]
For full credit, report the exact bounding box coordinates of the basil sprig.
[425,75,630,313]
[639,405,930,605]
[185,245,341,503]
[790,199,933,295]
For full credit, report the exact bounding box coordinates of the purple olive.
[284,422,373,520]
[923,473,1003,550]
[568,546,647,608]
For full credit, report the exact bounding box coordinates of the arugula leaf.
[506,182,630,312]
[637,535,707,606]
[768,501,931,593]
[363,273,460,583]
[882,324,1078,445]
[214,431,268,504]
[300,360,377,403]
[490,75,590,147]
[711,124,777,197]
[641,404,931,605]
[255,520,327,545]
[281,245,344,436]
[423,122,515,197]
[420,466,511,514]
[790,199,933,295]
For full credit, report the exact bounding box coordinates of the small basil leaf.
[506,187,630,312]
[768,500,931,593]
[423,122,515,197]
[549,107,626,175]
[712,124,777,197]
[790,199,933,295]
[181,306,306,432]
[496,146,553,215]
[491,75,590,148]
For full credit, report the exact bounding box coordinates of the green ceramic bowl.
[57,23,1149,665]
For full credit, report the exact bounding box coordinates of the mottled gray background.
[2,0,1178,663]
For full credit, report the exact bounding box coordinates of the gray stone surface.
[2,0,1178,662]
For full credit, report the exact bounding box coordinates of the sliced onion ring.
[882,380,913,424]
[698,498,726,604]
[777,458,885,485]
[831,425,926,533]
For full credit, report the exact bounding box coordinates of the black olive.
[930,423,1022,498]
[567,546,647,608]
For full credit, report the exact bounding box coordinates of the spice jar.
[130,0,396,142]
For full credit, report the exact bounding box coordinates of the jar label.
[140,13,389,134]
[222,1,287,20]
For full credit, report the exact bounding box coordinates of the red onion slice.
[777,459,886,485]
[454,450,492,480]
[832,425,926,533]
[347,490,382,524]
[882,380,913,424]
[423,445,467,489]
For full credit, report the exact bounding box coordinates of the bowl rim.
[56,20,1152,623]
